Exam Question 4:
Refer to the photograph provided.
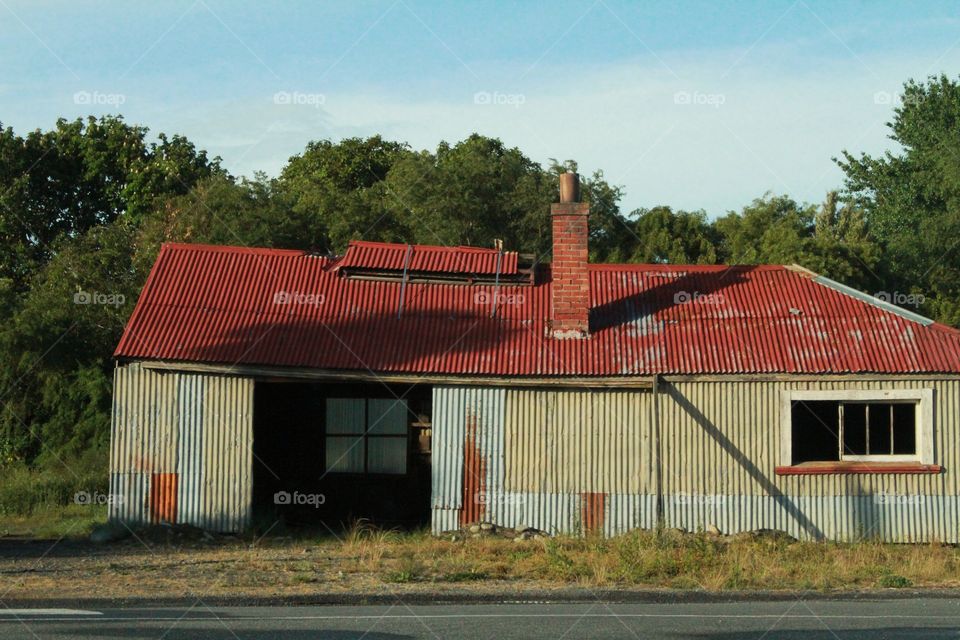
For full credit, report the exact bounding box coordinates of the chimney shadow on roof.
[590,267,751,333]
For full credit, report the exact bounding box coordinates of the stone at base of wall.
[434,493,960,542]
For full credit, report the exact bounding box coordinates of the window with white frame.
[325,398,408,474]
[780,389,933,465]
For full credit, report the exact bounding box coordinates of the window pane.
[367,399,407,435]
[326,436,364,472]
[869,404,893,455]
[791,401,840,463]
[842,403,867,455]
[367,437,406,474]
[326,398,365,434]
[893,403,917,454]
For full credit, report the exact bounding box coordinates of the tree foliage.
[837,74,960,322]
[1,78,956,463]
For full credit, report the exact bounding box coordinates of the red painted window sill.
[775,462,942,476]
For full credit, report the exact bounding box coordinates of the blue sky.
[2,1,959,215]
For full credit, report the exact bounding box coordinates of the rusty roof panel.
[114,242,960,375]
[335,240,519,276]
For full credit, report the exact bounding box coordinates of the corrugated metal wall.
[109,363,253,532]
[432,379,960,541]
[111,367,960,540]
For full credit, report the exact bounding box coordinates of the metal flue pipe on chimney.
[550,171,590,339]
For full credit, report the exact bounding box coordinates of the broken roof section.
[335,240,520,276]
[114,242,960,376]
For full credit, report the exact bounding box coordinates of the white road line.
[0,609,102,616]
[2,612,960,623]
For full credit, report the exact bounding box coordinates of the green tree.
[713,193,882,292]
[383,135,553,253]
[594,206,718,264]
[838,74,960,323]
[0,221,139,463]
[279,136,412,252]
[0,116,220,292]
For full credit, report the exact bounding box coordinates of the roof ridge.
[162,242,310,257]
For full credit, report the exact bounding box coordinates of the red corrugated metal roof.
[114,242,960,375]
[335,240,519,276]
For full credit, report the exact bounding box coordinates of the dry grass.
[3,526,960,601]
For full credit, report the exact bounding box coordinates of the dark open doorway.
[253,380,432,530]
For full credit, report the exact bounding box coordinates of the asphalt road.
[2,599,960,639]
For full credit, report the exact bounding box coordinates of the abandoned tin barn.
[111,173,960,542]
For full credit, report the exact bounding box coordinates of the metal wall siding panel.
[427,379,960,541]
[116,244,960,375]
[110,364,253,532]
[177,374,204,528]
[108,472,150,527]
[431,387,465,510]
[201,374,254,532]
[503,389,651,494]
[431,386,505,523]
[661,495,960,543]
[660,379,959,498]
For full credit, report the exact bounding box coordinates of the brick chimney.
[550,172,590,339]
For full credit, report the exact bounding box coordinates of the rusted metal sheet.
[149,473,178,523]
[336,240,519,275]
[581,492,605,534]
[431,386,504,522]
[115,243,960,375]
[110,364,253,532]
